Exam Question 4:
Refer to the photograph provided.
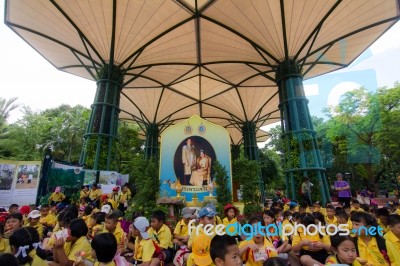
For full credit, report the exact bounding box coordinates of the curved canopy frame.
[5,0,400,135]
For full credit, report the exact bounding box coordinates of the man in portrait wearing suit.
[182,138,195,185]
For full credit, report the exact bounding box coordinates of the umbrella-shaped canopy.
[5,0,399,132]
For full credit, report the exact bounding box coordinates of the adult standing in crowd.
[301,177,313,205]
[334,173,351,207]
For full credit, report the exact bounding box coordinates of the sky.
[1,4,399,131]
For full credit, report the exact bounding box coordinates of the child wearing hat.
[130,216,161,266]
[173,207,194,248]
[222,204,239,241]
[19,205,31,226]
[185,206,218,266]
[48,186,66,205]
[26,210,44,240]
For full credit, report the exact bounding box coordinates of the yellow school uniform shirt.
[40,213,57,227]
[92,223,104,238]
[94,261,116,266]
[148,223,173,249]
[102,222,127,246]
[64,236,93,262]
[134,238,155,263]
[325,215,337,226]
[292,228,331,251]
[384,230,400,250]
[223,217,238,235]
[48,192,66,202]
[82,215,94,229]
[80,190,90,199]
[325,255,362,266]
[25,249,47,266]
[173,219,189,237]
[27,222,44,240]
[356,237,399,266]
[214,215,223,226]
[351,207,364,212]
[239,237,278,266]
[314,207,326,216]
[119,191,131,203]
[396,209,400,215]
[0,238,11,253]
[378,220,389,234]
[89,189,103,201]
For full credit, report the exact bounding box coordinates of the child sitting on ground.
[173,207,193,248]
[223,204,239,242]
[325,235,362,266]
[384,214,400,250]
[210,235,241,266]
[148,210,173,264]
[103,212,127,252]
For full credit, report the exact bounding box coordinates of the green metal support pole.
[242,121,266,204]
[276,60,330,205]
[80,64,123,170]
[144,123,159,160]
[231,144,241,161]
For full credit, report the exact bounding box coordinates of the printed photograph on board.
[174,136,216,187]
[15,164,40,189]
[0,163,16,190]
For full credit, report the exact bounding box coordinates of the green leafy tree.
[232,158,262,217]
[131,158,159,216]
[213,160,232,213]
[0,97,19,126]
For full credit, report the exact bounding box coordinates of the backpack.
[353,236,391,266]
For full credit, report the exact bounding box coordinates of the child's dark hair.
[330,235,355,249]
[263,210,275,221]
[292,212,301,221]
[312,212,326,225]
[9,227,47,265]
[282,210,292,220]
[0,223,4,235]
[6,213,23,222]
[151,210,166,222]
[343,205,350,210]
[94,212,106,225]
[69,218,88,238]
[377,207,390,217]
[210,235,238,262]
[106,213,119,223]
[40,204,50,209]
[326,205,336,211]
[352,199,360,204]
[351,211,378,227]
[248,216,262,225]
[9,203,19,209]
[336,211,349,221]
[0,253,18,266]
[263,257,287,266]
[84,205,93,216]
[132,211,144,222]
[58,210,77,227]
[300,213,315,226]
[388,214,400,226]
[91,233,117,263]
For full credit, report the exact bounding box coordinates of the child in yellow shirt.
[223,203,239,240]
[351,211,399,266]
[239,216,278,266]
[9,227,48,265]
[48,186,66,205]
[292,213,331,265]
[91,232,130,265]
[173,207,193,247]
[384,214,400,251]
[39,204,57,230]
[26,210,44,240]
[325,205,338,227]
[103,213,127,252]
[131,216,160,266]
[0,224,11,254]
[377,207,390,235]
[326,235,362,266]
[210,234,242,266]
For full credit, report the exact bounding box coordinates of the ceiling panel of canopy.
[5,0,400,136]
